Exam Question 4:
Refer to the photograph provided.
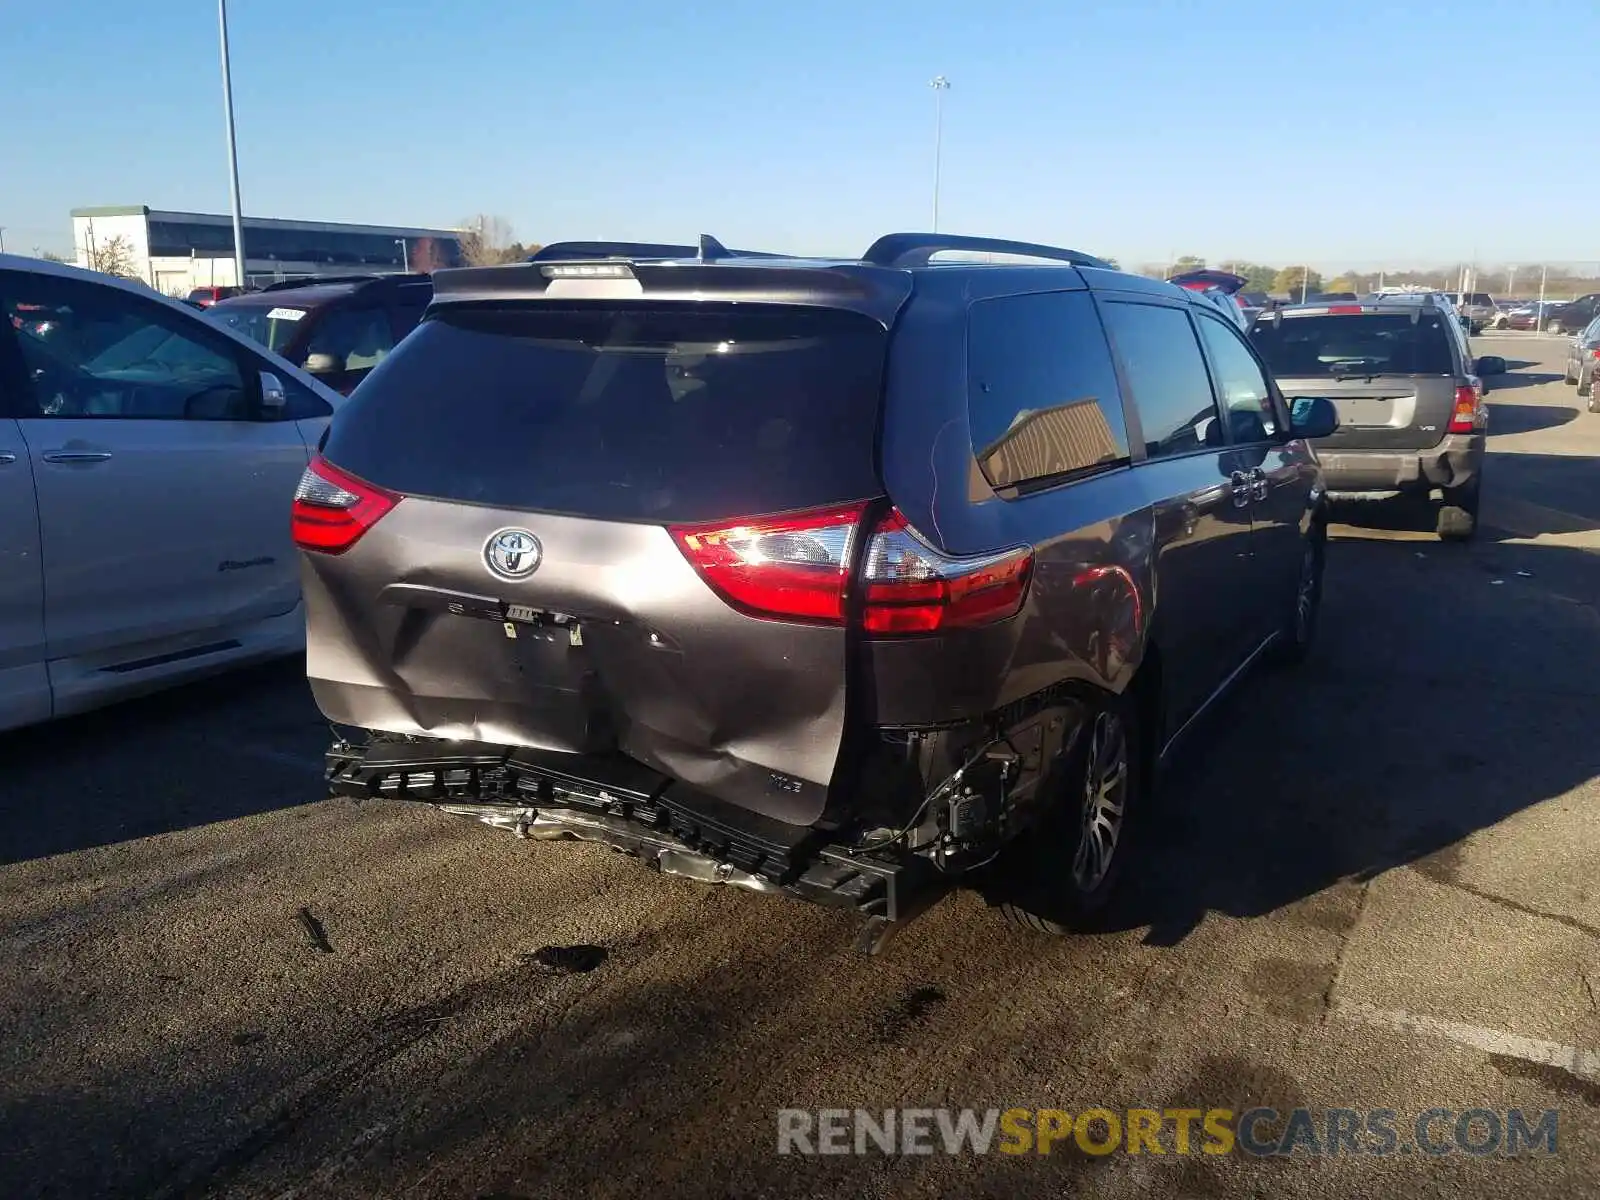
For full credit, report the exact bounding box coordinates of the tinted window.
[1250,312,1458,377]
[2,273,247,420]
[1099,301,1221,459]
[966,291,1129,490]
[305,306,393,371]
[1196,314,1279,442]
[321,304,887,523]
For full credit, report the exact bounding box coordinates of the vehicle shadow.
[1484,374,1567,397]
[0,657,325,866]
[1103,534,1600,947]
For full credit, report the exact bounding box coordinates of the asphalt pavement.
[3,335,1598,1199]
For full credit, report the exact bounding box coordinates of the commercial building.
[69,206,465,296]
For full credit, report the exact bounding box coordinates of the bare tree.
[456,214,517,267]
[83,234,140,279]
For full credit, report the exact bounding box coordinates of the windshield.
[205,303,306,354]
[1250,312,1457,377]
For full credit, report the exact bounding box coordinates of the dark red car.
[184,285,247,307]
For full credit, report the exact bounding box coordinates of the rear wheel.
[993,691,1142,935]
[1547,320,1564,336]
[1564,359,1579,385]
[1437,478,1480,541]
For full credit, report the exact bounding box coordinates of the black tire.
[1564,362,1578,385]
[1437,479,1480,541]
[1267,533,1325,666]
[992,690,1143,935]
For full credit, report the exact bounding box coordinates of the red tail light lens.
[1448,383,1482,434]
[669,503,867,623]
[291,455,399,554]
[860,509,1033,635]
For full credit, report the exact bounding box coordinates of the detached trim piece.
[323,736,936,922]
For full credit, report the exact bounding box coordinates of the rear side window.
[321,303,887,523]
[966,291,1129,490]
[1099,301,1222,460]
[1249,312,1458,377]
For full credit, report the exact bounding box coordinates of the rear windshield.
[1249,312,1457,377]
[320,303,888,523]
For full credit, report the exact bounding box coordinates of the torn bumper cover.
[325,735,942,923]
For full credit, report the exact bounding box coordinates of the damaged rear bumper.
[325,735,946,925]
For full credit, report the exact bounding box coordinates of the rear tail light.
[291,455,399,554]
[669,503,867,623]
[1448,383,1482,434]
[860,509,1033,635]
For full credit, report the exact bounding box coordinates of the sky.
[3,0,1597,272]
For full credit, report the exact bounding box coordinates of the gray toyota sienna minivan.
[292,233,1338,950]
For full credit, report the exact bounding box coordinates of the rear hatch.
[1249,307,1465,450]
[299,298,891,825]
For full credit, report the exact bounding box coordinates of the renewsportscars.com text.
[776,1106,1560,1157]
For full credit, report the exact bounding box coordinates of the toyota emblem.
[483,528,542,580]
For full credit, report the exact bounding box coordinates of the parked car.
[1248,295,1500,541]
[1500,300,1562,331]
[1166,268,1251,330]
[1542,293,1600,336]
[206,273,433,395]
[0,253,343,733]
[1563,314,1600,410]
[185,285,247,307]
[1450,292,1497,334]
[297,232,1338,949]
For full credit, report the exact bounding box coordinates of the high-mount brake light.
[669,504,868,623]
[859,509,1033,635]
[291,455,399,555]
[539,262,636,279]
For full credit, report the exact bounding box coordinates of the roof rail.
[257,273,385,291]
[860,233,1115,270]
[528,238,786,263]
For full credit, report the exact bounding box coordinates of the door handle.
[0,453,15,465]
[1229,470,1252,508]
[42,451,113,464]
[1249,467,1270,502]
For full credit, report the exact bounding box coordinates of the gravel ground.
[2,336,1597,1199]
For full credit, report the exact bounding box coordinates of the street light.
[395,239,409,272]
[218,0,247,289]
[929,76,950,232]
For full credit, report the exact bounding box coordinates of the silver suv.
[1248,295,1505,541]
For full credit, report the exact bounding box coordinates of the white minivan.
[0,255,346,732]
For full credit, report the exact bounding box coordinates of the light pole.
[395,239,409,272]
[0,227,6,254]
[218,0,247,289]
[929,76,950,232]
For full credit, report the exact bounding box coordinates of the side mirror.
[1288,396,1339,441]
[1475,355,1507,376]
[302,352,341,376]
[259,371,287,412]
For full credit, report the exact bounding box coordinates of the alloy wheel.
[1071,711,1129,893]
